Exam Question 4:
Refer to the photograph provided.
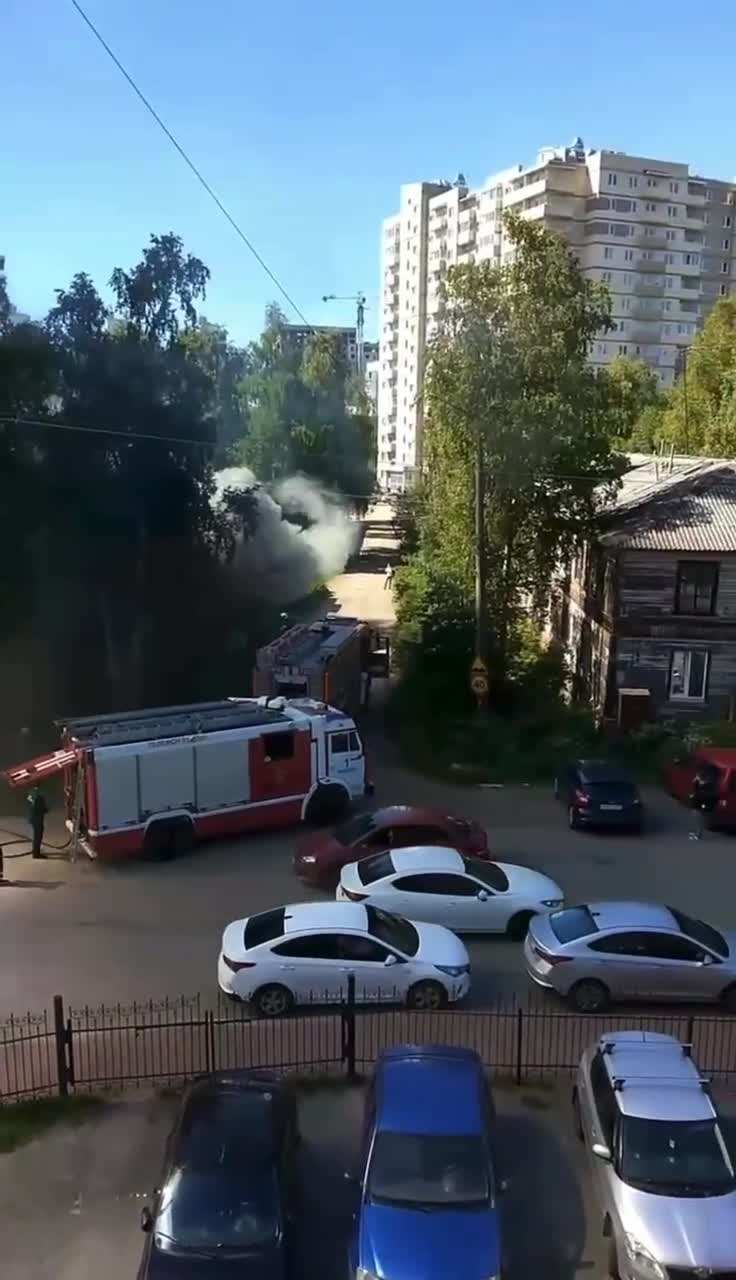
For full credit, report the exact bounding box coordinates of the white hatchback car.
[217,901,471,1016]
[336,846,564,940]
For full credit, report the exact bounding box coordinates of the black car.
[138,1072,300,1279]
[555,759,643,832]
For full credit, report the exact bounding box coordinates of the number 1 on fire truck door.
[328,730,363,798]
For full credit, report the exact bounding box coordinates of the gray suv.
[574,1030,736,1279]
[524,900,736,1013]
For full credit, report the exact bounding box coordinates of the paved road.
[0,765,732,1015]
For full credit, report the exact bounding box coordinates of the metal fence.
[3,988,736,1102]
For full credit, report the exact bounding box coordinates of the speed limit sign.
[470,672,489,696]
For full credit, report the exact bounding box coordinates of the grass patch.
[0,1093,107,1154]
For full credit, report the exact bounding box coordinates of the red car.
[294,804,489,887]
[663,746,736,829]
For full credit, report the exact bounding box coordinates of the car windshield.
[368,1131,490,1208]
[366,905,419,956]
[549,905,598,943]
[620,1116,736,1196]
[668,907,729,959]
[334,813,377,846]
[156,1168,280,1250]
[357,851,395,885]
[463,858,509,892]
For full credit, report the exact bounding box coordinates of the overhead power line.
[0,414,212,449]
[69,0,313,331]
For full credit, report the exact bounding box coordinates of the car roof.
[586,901,677,931]
[597,1033,714,1122]
[575,759,631,782]
[281,901,368,933]
[376,1046,485,1135]
[389,846,465,874]
[695,747,736,769]
[177,1077,282,1167]
[372,805,450,828]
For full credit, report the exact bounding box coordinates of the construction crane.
[322,292,368,375]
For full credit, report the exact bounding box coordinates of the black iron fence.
[3,986,736,1102]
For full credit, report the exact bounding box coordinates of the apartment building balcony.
[629,322,662,343]
[685,209,705,227]
[636,255,667,272]
[635,230,669,249]
[633,276,665,295]
[631,299,664,320]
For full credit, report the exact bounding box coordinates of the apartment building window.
[664,300,672,311]
[721,284,729,296]
[662,323,671,335]
[619,343,628,354]
[670,181,680,194]
[675,561,719,615]
[628,175,639,188]
[723,239,731,251]
[624,249,634,262]
[666,229,676,241]
[723,261,730,273]
[601,270,612,283]
[607,172,617,186]
[666,254,676,265]
[706,189,713,201]
[669,649,709,701]
[647,177,658,188]
[645,201,657,213]
[684,253,699,266]
[667,205,678,218]
[604,247,614,260]
[724,216,733,229]
[666,277,674,288]
[704,213,711,225]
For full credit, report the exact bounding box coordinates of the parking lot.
[1,746,735,1016]
[6,1075,736,1280]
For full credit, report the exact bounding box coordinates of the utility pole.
[471,426,489,713]
[322,292,368,374]
[676,345,690,453]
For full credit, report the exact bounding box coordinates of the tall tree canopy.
[397,212,627,699]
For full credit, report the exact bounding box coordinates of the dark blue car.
[349,1044,504,1280]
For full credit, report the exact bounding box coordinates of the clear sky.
[3,0,734,346]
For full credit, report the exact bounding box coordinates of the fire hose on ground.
[0,824,74,881]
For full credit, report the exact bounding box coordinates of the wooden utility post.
[472,428,489,711]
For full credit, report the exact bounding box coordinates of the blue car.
[349,1044,504,1280]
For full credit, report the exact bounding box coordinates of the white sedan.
[217,900,470,1016]
[336,846,564,939]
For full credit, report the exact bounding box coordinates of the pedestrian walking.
[28,785,48,859]
[689,764,719,840]
[384,562,394,590]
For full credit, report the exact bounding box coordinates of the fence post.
[686,1015,695,1056]
[342,975,356,1080]
[53,995,69,1097]
[206,1010,216,1075]
[515,1007,524,1086]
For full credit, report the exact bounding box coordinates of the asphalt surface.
[0,759,732,1016]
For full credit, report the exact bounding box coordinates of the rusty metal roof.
[600,459,736,552]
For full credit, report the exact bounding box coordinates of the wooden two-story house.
[555,456,736,723]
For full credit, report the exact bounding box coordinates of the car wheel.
[305,784,349,826]
[569,979,609,1013]
[721,984,736,1014]
[568,805,580,830]
[506,911,535,941]
[406,981,448,1011]
[572,1088,584,1142]
[252,984,295,1018]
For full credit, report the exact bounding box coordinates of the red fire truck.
[1,697,369,862]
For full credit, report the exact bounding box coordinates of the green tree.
[657,298,736,454]
[400,212,625,693]
[605,354,665,448]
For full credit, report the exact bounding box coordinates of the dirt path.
[326,500,398,629]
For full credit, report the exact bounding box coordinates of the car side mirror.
[477,890,489,901]
[140,1206,154,1233]
[384,953,398,967]
[591,1142,612,1162]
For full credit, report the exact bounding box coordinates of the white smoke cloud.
[214,467,360,604]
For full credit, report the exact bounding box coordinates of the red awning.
[1,748,78,789]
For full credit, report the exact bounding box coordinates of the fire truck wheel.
[252,984,295,1018]
[143,817,194,861]
[305,784,349,826]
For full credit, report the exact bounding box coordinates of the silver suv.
[574,1030,736,1279]
[524,900,736,1013]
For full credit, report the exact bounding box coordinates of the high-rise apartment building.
[377,141,736,492]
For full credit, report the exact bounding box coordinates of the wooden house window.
[675,561,719,615]
[668,649,709,701]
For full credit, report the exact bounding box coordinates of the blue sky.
[3,0,734,345]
